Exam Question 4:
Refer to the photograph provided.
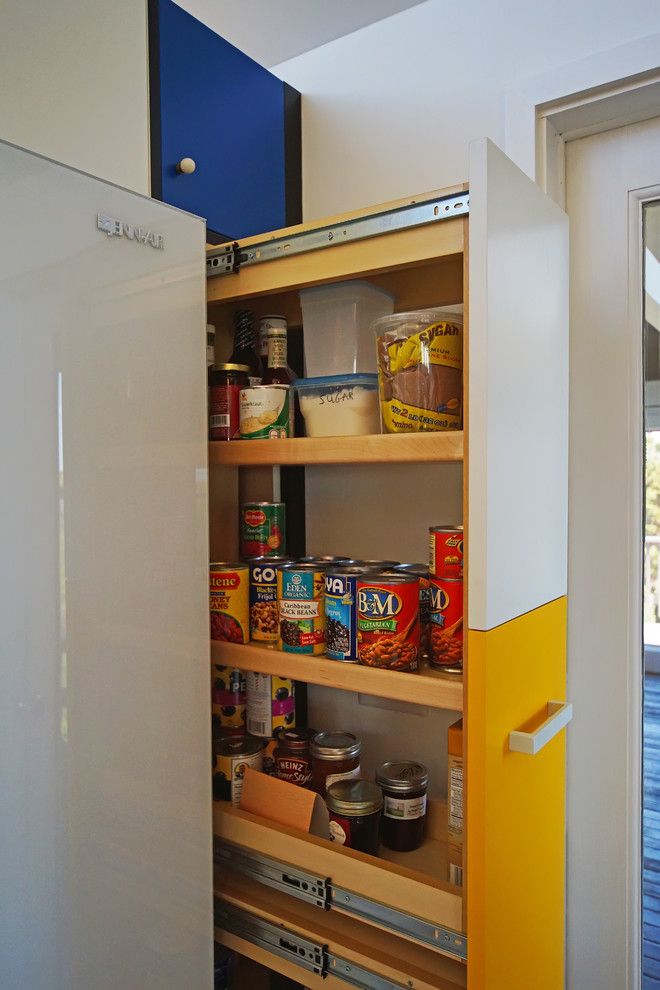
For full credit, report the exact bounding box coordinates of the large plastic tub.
[293,374,380,437]
[300,280,394,376]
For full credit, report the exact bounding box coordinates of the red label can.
[209,563,249,643]
[356,573,420,672]
[429,576,463,669]
[429,526,464,579]
[209,364,249,441]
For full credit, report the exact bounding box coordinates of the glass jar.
[208,362,249,441]
[274,729,313,788]
[310,730,361,797]
[375,760,429,852]
[326,779,383,855]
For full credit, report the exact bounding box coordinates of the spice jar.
[208,362,249,441]
[274,729,313,788]
[326,779,383,855]
[375,761,429,852]
[310,730,361,797]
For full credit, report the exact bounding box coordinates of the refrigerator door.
[0,141,212,988]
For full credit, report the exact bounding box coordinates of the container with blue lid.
[293,373,380,437]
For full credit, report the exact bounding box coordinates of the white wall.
[0,0,149,194]
[273,0,660,220]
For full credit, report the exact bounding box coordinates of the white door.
[565,117,660,989]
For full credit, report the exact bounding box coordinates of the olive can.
[213,735,263,807]
[356,572,420,671]
[210,563,249,643]
[325,565,378,662]
[277,563,326,654]
[429,526,463,579]
[211,663,246,736]
[429,576,463,670]
[248,555,291,643]
[240,502,286,558]
[246,672,296,737]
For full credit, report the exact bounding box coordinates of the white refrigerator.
[0,139,213,988]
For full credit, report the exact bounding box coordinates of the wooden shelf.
[208,431,464,467]
[211,640,463,711]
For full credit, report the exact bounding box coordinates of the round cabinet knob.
[176,157,196,175]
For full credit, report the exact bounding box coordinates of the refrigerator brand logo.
[97,213,164,249]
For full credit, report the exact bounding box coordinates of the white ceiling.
[173,0,427,68]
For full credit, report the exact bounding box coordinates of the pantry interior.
[206,139,569,990]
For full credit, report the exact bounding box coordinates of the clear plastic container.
[300,280,394,376]
[293,374,380,437]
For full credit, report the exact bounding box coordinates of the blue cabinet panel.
[151,0,300,240]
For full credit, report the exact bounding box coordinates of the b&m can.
[357,573,420,672]
[325,565,377,662]
[429,526,463,579]
[429,576,463,671]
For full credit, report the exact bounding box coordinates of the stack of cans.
[428,526,464,672]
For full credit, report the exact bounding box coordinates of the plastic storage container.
[293,374,380,437]
[300,280,394,376]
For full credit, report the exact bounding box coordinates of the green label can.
[240,385,291,439]
[277,563,326,655]
[240,502,286,558]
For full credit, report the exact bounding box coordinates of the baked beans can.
[356,573,420,672]
[389,563,431,661]
[325,565,378,662]
[211,664,246,736]
[213,735,263,806]
[248,555,291,643]
[429,576,463,670]
[240,502,286,558]
[246,672,296,737]
[210,563,249,643]
[277,563,326,654]
[429,526,464,579]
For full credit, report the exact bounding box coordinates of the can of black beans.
[325,565,378,662]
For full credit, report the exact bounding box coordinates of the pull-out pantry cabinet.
[206,139,569,990]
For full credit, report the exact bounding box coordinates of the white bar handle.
[508,700,573,755]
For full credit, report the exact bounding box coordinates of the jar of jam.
[326,779,383,855]
[310,730,361,797]
[274,729,313,788]
[208,362,249,441]
[375,760,429,852]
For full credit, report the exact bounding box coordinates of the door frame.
[505,38,660,990]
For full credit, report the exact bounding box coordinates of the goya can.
[429,526,463,579]
[213,735,263,807]
[210,563,249,643]
[325,565,377,662]
[277,563,326,654]
[211,664,246,736]
[389,563,430,661]
[246,672,296,737]
[240,502,286,558]
[248,555,291,643]
[356,573,420,671]
[429,576,463,670]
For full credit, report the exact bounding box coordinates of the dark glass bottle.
[262,318,294,385]
[229,310,262,385]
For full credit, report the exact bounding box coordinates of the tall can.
[248,555,291,643]
[246,672,296,737]
[429,526,464,579]
[388,563,431,661]
[209,563,249,643]
[429,575,463,670]
[325,565,378,662]
[240,501,286,558]
[211,663,246,737]
[277,563,326,654]
[356,572,420,671]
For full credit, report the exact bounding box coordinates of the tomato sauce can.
[429,576,463,670]
[356,573,420,671]
[325,565,378,662]
[213,735,263,806]
[211,663,246,736]
[210,563,249,643]
[277,563,326,654]
[246,672,296,737]
[240,502,286,558]
[248,555,291,643]
[429,526,464,579]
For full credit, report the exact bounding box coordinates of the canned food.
[325,566,378,662]
[208,363,250,441]
[353,559,400,569]
[298,555,354,565]
[248,555,291,642]
[240,384,291,439]
[240,502,286,558]
[211,664,246,736]
[246,672,296,737]
[213,735,263,807]
[389,563,430,661]
[429,576,463,670]
[210,563,249,643]
[429,526,463,579]
[356,573,420,671]
[277,563,326,655]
